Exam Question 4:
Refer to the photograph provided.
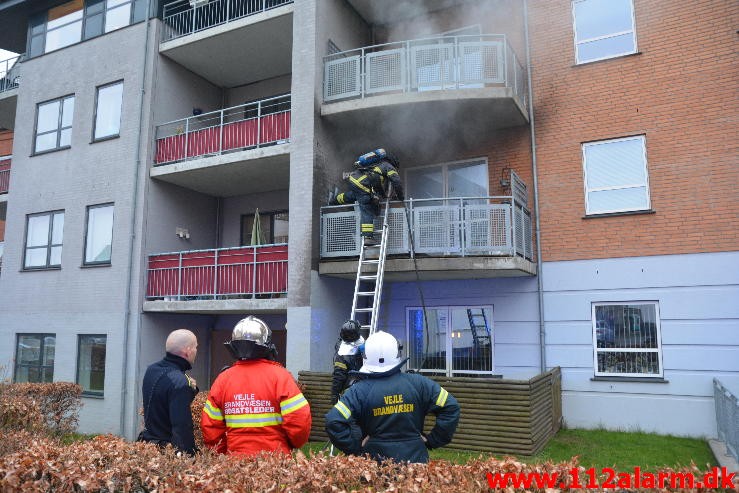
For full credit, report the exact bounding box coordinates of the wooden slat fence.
[299,367,561,456]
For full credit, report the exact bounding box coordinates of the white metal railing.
[154,94,290,165]
[714,378,739,462]
[146,244,288,300]
[320,195,532,260]
[0,54,22,94]
[162,0,293,42]
[323,34,528,110]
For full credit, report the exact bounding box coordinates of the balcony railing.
[162,0,293,42]
[146,244,288,301]
[0,55,21,94]
[323,34,527,110]
[0,157,10,194]
[714,378,739,463]
[154,94,290,165]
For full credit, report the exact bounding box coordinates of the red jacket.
[201,359,311,456]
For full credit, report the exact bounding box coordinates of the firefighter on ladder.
[329,148,405,245]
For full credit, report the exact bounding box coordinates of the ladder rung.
[362,259,380,264]
[357,291,375,296]
[359,275,377,280]
[354,308,374,312]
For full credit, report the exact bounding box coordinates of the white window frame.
[592,301,663,378]
[93,80,123,141]
[84,203,114,265]
[406,305,495,377]
[582,135,650,215]
[403,157,489,200]
[572,0,637,64]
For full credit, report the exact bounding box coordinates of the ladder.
[350,200,391,336]
[466,308,491,349]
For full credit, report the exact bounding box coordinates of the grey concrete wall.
[0,21,151,435]
[226,75,292,107]
[543,251,739,437]
[220,190,289,247]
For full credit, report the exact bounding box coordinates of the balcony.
[319,173,536,281]
[0,156,10,197]
[151,94,290,196]
[143,244,288,314]
[0,55,21,129]
[160,0,293,87]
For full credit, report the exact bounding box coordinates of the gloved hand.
[395,190,404,201]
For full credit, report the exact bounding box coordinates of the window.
[34,95,74,153]
[24,211,64,269]
[592,302,662,377]
[84,204,114,264]
[45,0,84,53]
[582,136,650,215]
[407,306,493,376]
[573,0,637,64]
[77,335,106,395]
[405,159,488,200]
[14,334,56,383]
[93,81,123,140]
[240,210,289,245]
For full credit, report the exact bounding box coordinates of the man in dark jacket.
[330,320,365,405]
[325,331,460,463]
[139,329,199,455]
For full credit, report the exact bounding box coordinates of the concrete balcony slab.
[143,297,287,314]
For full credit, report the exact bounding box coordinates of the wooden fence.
[298,367,561,456]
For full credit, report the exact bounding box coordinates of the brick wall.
[529,0,739,261]
[0,129,12,156]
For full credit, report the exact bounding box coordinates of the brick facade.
[529,0,739,262]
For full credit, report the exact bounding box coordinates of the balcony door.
[405,159,488,200]
[240,210,289,246]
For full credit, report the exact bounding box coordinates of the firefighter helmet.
[225,316,276,360]
[360,331,403,373]
[340,320,362,343]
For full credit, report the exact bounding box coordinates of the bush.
[0,382,81,436]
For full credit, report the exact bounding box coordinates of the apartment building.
[0,0,735,441]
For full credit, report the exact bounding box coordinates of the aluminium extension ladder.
[349,199,391,336]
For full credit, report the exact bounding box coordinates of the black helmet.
[340,320,362,342]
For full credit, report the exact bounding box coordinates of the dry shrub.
[191,391,207,449]
[0,382,82,435]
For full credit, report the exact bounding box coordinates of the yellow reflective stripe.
[436,387,449,407]
[349,175,371,193]
[204,399,224,420]
[334,361,347,369]
[361,224,374,231]
[387,170,398,176]
[336,193,346,204]
[280,393,308,415]
[334,400,351,419]
[225,412,283,428]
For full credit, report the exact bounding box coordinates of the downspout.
[524,0,547,372]
[120,0,153,437]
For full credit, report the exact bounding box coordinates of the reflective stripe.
[387,169,398,176]
[334,400,351,419]
[280,393,309,415]
[204,399,224,421]
[349,175,371,193]
[436,387,449,407]
[336,192,346,204]
[225,412,283,428]
[361,224,374,232]
[334,361,347,369]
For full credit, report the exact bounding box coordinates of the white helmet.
[360,331,403,373]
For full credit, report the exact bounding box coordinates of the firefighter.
[201,316,311,456]
[325,331,460,463]
[330,320,365,405]
[329,149,405,244]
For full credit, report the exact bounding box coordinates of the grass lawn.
[305,428,717,472]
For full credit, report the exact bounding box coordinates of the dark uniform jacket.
[325,364,460,463]
[330,347,364,405]
[140,352,199,454]
[349,159,404,200]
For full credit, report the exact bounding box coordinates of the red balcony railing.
[0,157,10,194]
[154,94,290,165]
[146,244,288,300]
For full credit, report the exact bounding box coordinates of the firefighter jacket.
[349,159,404,200]
[140,353,199,455]
[325,364,460,463]
[330,343,364,405]
[201,358,311,456]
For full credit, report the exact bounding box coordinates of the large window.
[45,0,84,53]
[407,306,493,376]
[14,334,56,383]
[572,0,637,64]
[77,335,107,395]
[34,95,75,153]
[84,204,114,264]
[582,136,650,215]
[405,159,488,200]
[592,302,662,378]
[93,81,123,140]
[24,211,64,269]
[240,210,289,245]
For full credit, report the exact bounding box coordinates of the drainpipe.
[524,0,546,373]
[120,0,153,437]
